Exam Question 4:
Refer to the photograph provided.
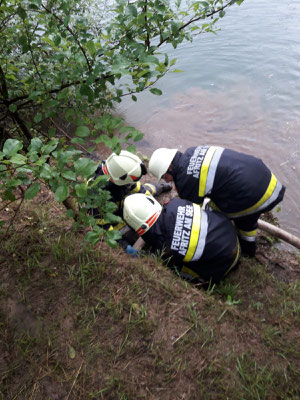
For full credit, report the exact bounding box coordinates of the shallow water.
[118,0,300,239]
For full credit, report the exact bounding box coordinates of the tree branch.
[157,0,234,48]
[41,4,92,72]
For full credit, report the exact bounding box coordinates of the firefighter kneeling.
[123,193,240,285]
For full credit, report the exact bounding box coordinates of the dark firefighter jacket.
[171,146,285,218]
[143,198,240,283]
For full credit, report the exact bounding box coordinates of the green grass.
[0,195,299,399]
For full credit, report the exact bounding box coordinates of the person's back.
[123,194,240,284]
[170,146,284,214]
[149,146,285,256]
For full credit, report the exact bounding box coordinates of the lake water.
[117,0,300,240]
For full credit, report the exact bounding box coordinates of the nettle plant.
[0,0,243,246]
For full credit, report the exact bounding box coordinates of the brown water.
[117,0,300,239]
[120,85,299,240]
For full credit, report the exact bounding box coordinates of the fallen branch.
[258,219,300,250]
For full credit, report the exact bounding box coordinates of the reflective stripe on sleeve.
[144,183,156,195]
[238,229,258,242]
[131,181,141,193]
[180,265,200,279]
[183,205,208,262]
[205,147,224,195]
[199,146,224,197]
[228,173,282,218]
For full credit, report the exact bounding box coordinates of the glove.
[160,183,173,193]
[126,245,139,258]
[144,182,172,196]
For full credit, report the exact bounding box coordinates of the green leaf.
[71,137,86,145]
[48,127,56,137]
[29,138,43,153]
[18,35,29,52]
[42,140,58,155]
[133,132,143,142]
[10,154,27,165]
[68,346,76,359]
[106,229,122,241]
[9,104,17,113]
[3,139,23,157]
[62,170,76,181]
[54,185,69,202]
[66,209,75,218]
[74,158,97,178]
[219,10,225,18]
[2,189,16,202]
[85,231,101,244]
[86,40,96,56]
[106,238,118,248]
[126,5,137,17]
[75,182,87,198]
[149,88,162,96]
[25,183,40,200]
[80,84,94,102]
[75,126,90,138]
[126,145,136,153]
[17,6,27,19]
[34,113,42,123]
[40,164,52,179]
[131,95,137,102]
[64,15,70,26]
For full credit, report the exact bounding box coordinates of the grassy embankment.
[0,190,299,400]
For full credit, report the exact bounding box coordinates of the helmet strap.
[141,162,147,176]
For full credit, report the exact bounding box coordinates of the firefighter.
[123,193,240,284]
[87,150,172,229]
[149,146,286,257]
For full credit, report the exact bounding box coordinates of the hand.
[126,245,139,258]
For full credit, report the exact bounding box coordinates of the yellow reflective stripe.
[114,221,126,231]
[224,240,240,276]
[181,265,200,279]
[183,204,201,262]
[96,218,107,226]
[228,173,278,217]
[239,229,257,237]
[131,181,141,193]
[199,146,218,197]
[144,183,155,195]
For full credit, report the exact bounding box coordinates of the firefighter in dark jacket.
[123,193,240,284]
[88,150,171,229]
[149,146,286,257]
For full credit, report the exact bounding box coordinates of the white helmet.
[149,148,178,180]
[103,150,146,186]
[123,193,162,235]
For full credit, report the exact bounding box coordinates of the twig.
[4,197,24,237]
[65,362,83,400]
[50,118,90,154]
[172,325,193,346]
